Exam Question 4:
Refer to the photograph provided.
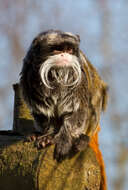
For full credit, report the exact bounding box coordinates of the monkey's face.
[28,30,82,88]
[40,51,82,89]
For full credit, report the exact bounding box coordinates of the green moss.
[0,139,101,190]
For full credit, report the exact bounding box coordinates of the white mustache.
[40,53,81,89]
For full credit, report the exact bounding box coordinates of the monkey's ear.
[76,34,80,42]
[102,84,109,111]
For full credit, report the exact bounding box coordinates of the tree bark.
[0,132,101,190]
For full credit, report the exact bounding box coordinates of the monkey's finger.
[36,140,46,149]
[25,134,37,142]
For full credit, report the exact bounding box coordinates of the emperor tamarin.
[20,30,108,161]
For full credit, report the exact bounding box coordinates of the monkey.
[20,29,108,161]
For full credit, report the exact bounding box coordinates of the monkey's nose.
[60,53,69,61]
[60,53,65,57]
[60,53,68,57]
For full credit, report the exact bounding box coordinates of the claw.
[35,134,54,149]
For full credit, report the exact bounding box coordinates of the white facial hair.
[40,53,81,89]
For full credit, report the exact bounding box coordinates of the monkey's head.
[23,30,82,89]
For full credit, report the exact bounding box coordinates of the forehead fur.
[36,30,80,46]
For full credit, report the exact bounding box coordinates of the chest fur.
[37,87,80,118]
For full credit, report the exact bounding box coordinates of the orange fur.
[89,125,107,190]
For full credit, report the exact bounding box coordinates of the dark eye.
[67,46,73,53]
[50,45,63,52]
[55,45,63,51]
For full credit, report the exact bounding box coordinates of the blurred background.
[0,0,128,189]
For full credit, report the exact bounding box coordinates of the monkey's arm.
[54,109,90,161]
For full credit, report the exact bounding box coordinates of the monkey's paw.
[73,134,90,152]
[54,134,72,162]
[25,132,42,142]
[26,132,54,149]
[36,135,53,149]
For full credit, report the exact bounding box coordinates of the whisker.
[40,54,81,89]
